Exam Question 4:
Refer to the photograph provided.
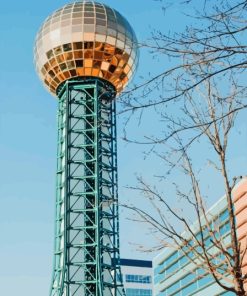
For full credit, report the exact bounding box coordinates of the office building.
[153,178,247,296]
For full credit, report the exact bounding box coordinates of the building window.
[219,209,229,223]
[181,281,197,295]
[166,281,180,295]
[126,288,152,296]
[125,274,152,284]
[219,291,235,296]
[154,273,163,284]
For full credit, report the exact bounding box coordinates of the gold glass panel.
[101,61,110,71]
[94,51,103,60]
[74,51,83,59]
[64,52,73,61]
[84,59,93,67]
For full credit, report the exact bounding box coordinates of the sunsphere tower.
[33,1,138,296]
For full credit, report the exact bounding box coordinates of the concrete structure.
[120,259,153,296]
[153,178,247,296]
[33,1,138,296]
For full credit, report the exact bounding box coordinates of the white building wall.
[120,259,153,296]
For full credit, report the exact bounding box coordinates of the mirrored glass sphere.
[34,1,139,95]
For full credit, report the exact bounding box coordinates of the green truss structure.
[50,79,125,296]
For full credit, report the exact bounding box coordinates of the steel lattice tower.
[34,1,138,296]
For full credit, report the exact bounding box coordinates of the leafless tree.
[120,0,247,116]
[123,66,247,294]
[119,1,247,294]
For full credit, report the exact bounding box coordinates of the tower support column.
[50,79,124,296]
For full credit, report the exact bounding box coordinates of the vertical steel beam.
[50,79,125,296]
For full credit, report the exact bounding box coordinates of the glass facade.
[219,292,235,296]
[126,289,152,296]
[154,207,234,296]
[34,1,139,95]
[126,274,152,284]
[156,269,214,296]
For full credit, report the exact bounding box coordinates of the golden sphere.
[34,1,139,95]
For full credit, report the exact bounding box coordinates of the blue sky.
[1,1,247,295]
